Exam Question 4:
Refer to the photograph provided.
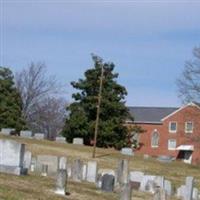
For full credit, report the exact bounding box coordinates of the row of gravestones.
[0,139,199,200]
[30,154,199,200]
[0,128,84,145]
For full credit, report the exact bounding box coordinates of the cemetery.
[0,133,200,200]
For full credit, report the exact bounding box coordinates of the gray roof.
[128,106,179,124]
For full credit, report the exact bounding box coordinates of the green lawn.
[0,134,199,200]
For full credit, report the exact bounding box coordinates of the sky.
[0,0,200,107]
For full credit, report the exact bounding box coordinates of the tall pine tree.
[0,67,25,131]
[63,55,131,149]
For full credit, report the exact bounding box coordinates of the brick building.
[127,102,200,165]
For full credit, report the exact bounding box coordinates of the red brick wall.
[128,105,200,164]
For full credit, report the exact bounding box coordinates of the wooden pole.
[92,63,104,158]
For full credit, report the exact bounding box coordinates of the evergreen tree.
[0,67,25,131]
[63,55,131,149]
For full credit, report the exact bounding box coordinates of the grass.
[0,134,199,200]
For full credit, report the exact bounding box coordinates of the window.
[169,122,177,133]
[168,139,176,150]
[185,122,193,133]
[151,130,159,148]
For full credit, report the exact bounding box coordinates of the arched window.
[151,130,159,148]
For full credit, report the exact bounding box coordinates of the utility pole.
[92,62,104,158]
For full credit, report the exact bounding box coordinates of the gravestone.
[96,173,103,188]
[140,175,156,192]
[20,130,32,138]
[58,157,67,170]
[73,138,84,145]
[55,136,66,143]
[86,161,97,183]
[0,139,26,175]
[55,169,67,195]
[164,180,172,196]
[41,164,48,176]
[145,180,157,193]
[67,163,72,178]
[36,155,58,177]
[72,159,83,182]
[177,185,186,198]
[116,159,129,185]
[154,176,165,189]
[82,164,87,180]
[129,171,144,190]
[30,157,37,172]
[192,188,199,200]
[101,174,115,192]
[120,183,132,200]
[34,133,44,140]
[121,148,134,156]
[1,128,15,135]
[24,151,32,169]
[185,176,194,200]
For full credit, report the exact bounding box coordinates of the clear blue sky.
[1,1,200,106]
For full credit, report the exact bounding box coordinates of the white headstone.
[55,136,66,143]
[140,175,156,192]
[129,171,144,183]
[58,157,67,170]
[36,155,58,177]
[86,161,97,183]
[164,180,172,196]
[192,188,199,200]
[1,128,15,135]
[34,133,44,140]
[73,138,84,145]
[24,151,32,169]
[20,130,32,138]
[82,164,87,180]
[121,148,134,156]
[0,139,26,175]
[185,176,194,200]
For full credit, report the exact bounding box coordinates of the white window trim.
[185,121,193,134]
[168,139,176,150]
[169,122,177,133]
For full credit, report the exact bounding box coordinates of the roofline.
[161,102,200,121]
[125,120,162,125]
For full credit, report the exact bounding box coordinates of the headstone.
[23,151,32,169]
[30,157,36,172]
[41,164,48,176]
[86,161,97,183]
[154,176,164,189]
[1,128,15,135]
[67,163,72,178]
[55,169,67,195]
[55,136,66,143]
[129,171,144,190]
[36,155,58,177]
[101,174,115,192]
[34,133,44,140]
[58,157,67,170]
[96,173,103,188]
[73,138,84,145]
[140,175,156,192]
[145,180,157,193]
[0,139,26,175]
[192,188,199,200]
[185,176,194,200]
[177,185,186,198]
[164,180,172,196]
[120,183,132,200]
[72,159,83,182]
[82,164,87,180]
[116,159,129,185]
[121,148,134,156]
[20,130,32,138]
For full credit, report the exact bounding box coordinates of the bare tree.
[30,97,67,139]
[15,62,67,138]
[177,46,200,103]
[15,62,60,119]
